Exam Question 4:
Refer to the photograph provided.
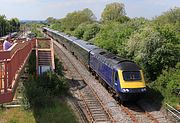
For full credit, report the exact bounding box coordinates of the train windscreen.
[123,71,141,81]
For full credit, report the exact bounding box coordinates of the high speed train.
[43,27,146,101]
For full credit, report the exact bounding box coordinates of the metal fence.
[166,103,180,122]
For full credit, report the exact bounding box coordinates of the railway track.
[51,37,169,123]
[54,43,113,122]
[121,102,160,123]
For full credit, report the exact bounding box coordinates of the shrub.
[83,23,101,41]
[148,63,180,107]
[125,24,179,80]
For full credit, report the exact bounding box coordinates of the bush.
[54,56,64,76]
[94,19,147,54]
[125,24,179,80]
[73,22,101,41]
[24,72,69,108]
[73,23,88,39]
[148,63,180,107]
[83,23,101,41]
[24,53,69,108]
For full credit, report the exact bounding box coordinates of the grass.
[24,51,77,123]
[0,108,35,123]
[0,98,78,123]
[0,51,78,123]
[33,98,77,123]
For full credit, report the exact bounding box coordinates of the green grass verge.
[33,98,77,123]
[0,108,35,123]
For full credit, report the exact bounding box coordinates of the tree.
[125,24,180,80]
[94,18,147,55]
[0,15,10,36]
[154,7,180,25]
[83,23,101,41]
[149,63,180,107]
[73,23,88,39]
[101,2,129,23]
[0,15,21,36]
[9,18,20,32]
[60,8,96,32]
[46,17,57,24]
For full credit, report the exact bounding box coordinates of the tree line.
[0,15,20,37]
[46,2,180,107]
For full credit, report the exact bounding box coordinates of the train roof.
[44,27,58,34]
[91,48,137,69]
[117,62,140,71]
[65,35,77,42]
[44,27,141,71]
[73,39,99,52]
[50,27,98,52]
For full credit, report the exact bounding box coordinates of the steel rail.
[53,41,115,123]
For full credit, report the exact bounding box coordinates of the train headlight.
[122,89,129,92]
[141,88,146,92]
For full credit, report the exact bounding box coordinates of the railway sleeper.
[89,107,103,110]
[88,104,101,107]
[93,117,110,121]
[94,118,110,122]
[93,117,109,120]
[89,109,105,114]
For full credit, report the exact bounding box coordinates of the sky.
[0,0,180,20]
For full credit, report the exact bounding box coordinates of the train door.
[113,69,119,90]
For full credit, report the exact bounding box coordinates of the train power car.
[43,27,146,101]
[90,49,146,100]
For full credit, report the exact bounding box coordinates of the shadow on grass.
[22,74,78,123]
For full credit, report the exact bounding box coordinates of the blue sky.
[0,0,179,20]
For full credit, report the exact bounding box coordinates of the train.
[43,27,146,101]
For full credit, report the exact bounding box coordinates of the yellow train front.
[114,62,146,101]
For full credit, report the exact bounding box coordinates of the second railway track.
[53,38,169,123]
[121,102,161,123]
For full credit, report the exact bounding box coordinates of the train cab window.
[86,42,93,45]
[99,52,106,55]
[123,71,141,81]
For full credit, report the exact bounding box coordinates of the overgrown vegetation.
[148,63,180,108]
[47,2,180,107]
[22,51,77,123]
